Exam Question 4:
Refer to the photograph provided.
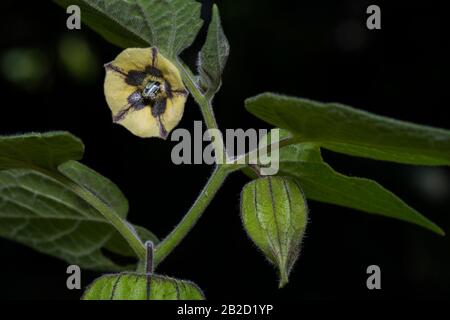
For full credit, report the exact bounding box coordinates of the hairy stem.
[154,165,229,266]
[148,60,231,266]
[176,59,227,160]
[154,61,300,266]
[51,171,147,261]
[176,59,217,130]
[152,60,231,266]
[225,135,300,172]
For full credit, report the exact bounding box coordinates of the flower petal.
[112,48,155,72]
[104,71,135,115]
[156,53,184,89]
[103,47,188,139]
[119,108,160,138]
[161,95,187,134]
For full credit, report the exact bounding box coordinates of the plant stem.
[154,165,228,266]
[153,61,300,266]
[176,59,226,159]
[51,171,147,261]
[225,135,299,172]
[176,60,217,130]
[152,60,231,266]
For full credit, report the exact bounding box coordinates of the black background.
[0,0,449,300]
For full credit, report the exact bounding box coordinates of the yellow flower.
[104,47,188,139]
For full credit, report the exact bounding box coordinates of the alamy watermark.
[66,265,81,290]
[66,5,81,30]
[170,121,280,176]
[366,264,381,290]
[366,5,381,30]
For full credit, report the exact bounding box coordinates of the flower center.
[142,81,162,100]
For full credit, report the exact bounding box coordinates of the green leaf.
[0,169,122,270]
[54,0,203,57]
[241,176,308,288]
[0,168,157,270]
[246,93,450,166]
[0,133,158,269]
[58,160,129,218]
[83,272,205,300]
[198,4,230,100]
[261,133,444,235]
[59,160,159,258]
[0,132,84,171]
[105,225,159,258]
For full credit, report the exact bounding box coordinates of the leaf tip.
[278,270,289,289]
[435,226,446,237]
[212,3,220,13]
